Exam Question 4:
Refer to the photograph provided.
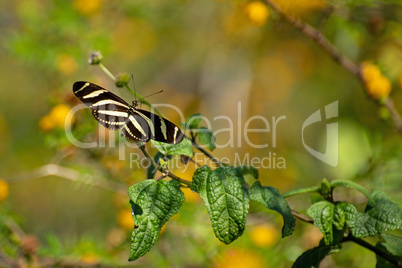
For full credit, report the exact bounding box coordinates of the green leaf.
[128,180,184,261]
[375,234,402,268]
[337,202,377,237]
[191,165,211,193]
[364,191,402,232]
[337,197,400,238]
[152,137,193,157]
[249,181,295,237]
[307,201,335,245]
[333,206,345,231]
[195,166,249,244]
[378,233,402,258]
[292,244,333,268]
[330,180,374,204]
[182,113,204,129]
[237,165,259,180]
[197,127,215,151]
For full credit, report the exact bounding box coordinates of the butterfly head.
[132,100,139,108]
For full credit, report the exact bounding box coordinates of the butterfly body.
[73,81,184,144]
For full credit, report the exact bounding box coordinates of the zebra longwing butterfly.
[73,81,184,144]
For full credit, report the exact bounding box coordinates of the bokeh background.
[0,0,401,267]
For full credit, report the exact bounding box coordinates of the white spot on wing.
[134,110,155,137]
[97,110,128,117]
[128,115,147,137]
[91,100,129,109]
[74,82,90,93]
[173,127,178,144]
[160,118,167,140]
[83,90,107,99]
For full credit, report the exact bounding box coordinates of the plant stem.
[344,234,401,267]
[138,144,192,186]
[98,63,116,81]
[185,134,222,167]
[282,186,320,198]
[6,164,127,195]
[98,62,163,116]
[291,209,401,266]
[291,209,314,224]
[384,97,402,132]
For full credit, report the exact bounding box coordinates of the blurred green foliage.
[0,0,401,267]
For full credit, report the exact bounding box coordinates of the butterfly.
[73,81,184,144]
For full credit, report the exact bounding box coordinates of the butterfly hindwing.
[92,109,127,130]
[121,113,151,142]
[133,109,184,144]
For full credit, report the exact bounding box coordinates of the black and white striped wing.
[73,81,129,130]
[133,109,184,144]
[121,113,151,142]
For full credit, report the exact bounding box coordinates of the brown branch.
[291,209,314,224]
[384,97,402,132]
[265,0,359,76]
[0,247,18,268]
[264,0,402,132]
[344,234,402,267]
[192,141,222,166]
[5,164,127,195]
[185,134,223,167]
[291,209,401,266]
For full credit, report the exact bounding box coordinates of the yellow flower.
[117,208,134,231]
[213,249,266,268]
[56,54,78,75]
[361,61,391,100]
[50,104,73,128]
[0,179,9,202]
[39,115,55,132]
[73,0,101,16]
[250,223,279,247]
[245,1,270,26]
[39,104,73,131]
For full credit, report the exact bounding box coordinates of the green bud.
[88,51,103,65]
[115,72,131,88]
[320,178,332,199]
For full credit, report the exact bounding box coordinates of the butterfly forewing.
[73,81,129,130]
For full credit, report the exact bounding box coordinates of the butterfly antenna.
[131,74,137,103]
[140,90,164,100]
